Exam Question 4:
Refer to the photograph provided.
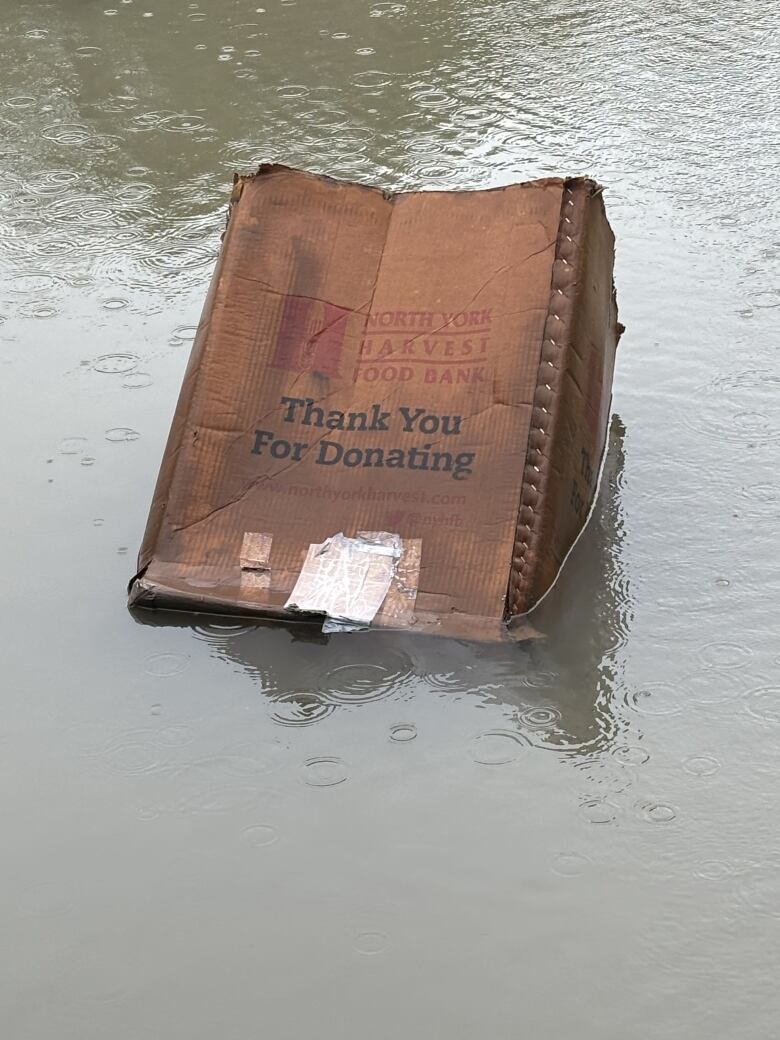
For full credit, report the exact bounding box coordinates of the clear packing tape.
[284,531,420,633]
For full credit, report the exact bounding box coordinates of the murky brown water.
[2,1,780,1035]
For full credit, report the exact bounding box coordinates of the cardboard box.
[129,165,622,640]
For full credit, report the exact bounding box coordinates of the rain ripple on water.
[269,691,336,727]
[318,652,413,705]
[468,729,529,766]
[302,756,348,786]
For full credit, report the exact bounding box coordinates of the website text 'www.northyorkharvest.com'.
[263,482,467,507]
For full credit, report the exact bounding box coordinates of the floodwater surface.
[2,1,780,1037]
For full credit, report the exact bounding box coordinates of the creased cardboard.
[129,164,622,639]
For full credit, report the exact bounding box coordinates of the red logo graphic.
[385,510,405,528]
[271,297,349,377]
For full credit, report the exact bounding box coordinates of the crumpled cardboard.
[128,165,622,640]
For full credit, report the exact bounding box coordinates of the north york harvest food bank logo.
[356,308,491,386]
[270,301,491,385]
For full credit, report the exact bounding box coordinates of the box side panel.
[357,183,561,619]
[508,180,622,614]
[132,176,248,583]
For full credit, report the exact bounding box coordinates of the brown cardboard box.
[129,165,622,640]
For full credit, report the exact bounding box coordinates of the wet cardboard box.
[129,164,622,640]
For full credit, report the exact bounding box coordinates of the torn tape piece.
[240,569,271,594]
[322,618,368,635]
[240,532,273,571]
[285,531,401,629]
[368,536,422,628]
